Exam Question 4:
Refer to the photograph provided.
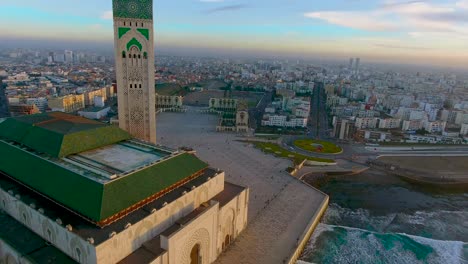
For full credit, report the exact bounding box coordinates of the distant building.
[355,117,378,129]
[217,101,250,133]
[424,121,447,133]
[8,103,40,117]
[356,130,390,142]
[333,118,356,140]
[156,94,183,109]
[78,106,111,120]
[83,87,109,106]
[209,98,238,111]
[460,124,468,135]
[26,97,48,112]
[235,103,249,133]
[48,94,85,113]
[378,118,401,129]
[402,120,423,131]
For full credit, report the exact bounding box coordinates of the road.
[308,81,331,140]
[250,91,272,130]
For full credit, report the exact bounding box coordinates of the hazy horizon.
[2,0,468,70]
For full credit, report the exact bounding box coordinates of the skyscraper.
[113,0,157,144]
[355,58,361,74]
[349,58,354,69]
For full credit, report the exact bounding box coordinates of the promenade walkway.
[157,112,328,264]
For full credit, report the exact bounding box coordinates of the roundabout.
[293,139,343,154]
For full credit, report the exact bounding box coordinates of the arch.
[122,51,126,58]
[69,237,87,263]
[17,204,31,226]
[181,228,210,264]
[126,38,142,51]
[190,244,201,264]
[5,254,18,264]
[195,186,209,206]
[134,219,155,239]
[169,200,185,221]
[41,219,57,244]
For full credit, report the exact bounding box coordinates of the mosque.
[0,1,249,263]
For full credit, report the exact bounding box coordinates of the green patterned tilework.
[137,28,149,40]
[113,0,153,20]
[118,27,131,38]
[127,38,143,51]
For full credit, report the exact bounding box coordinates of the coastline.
[371,156,468,188]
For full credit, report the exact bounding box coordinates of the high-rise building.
[65,50,74,63]
[349,58,354,69]
[113,0,156,144]
[355,58,361,73]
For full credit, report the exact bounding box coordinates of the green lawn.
[248,141,335,165]
[294,139,342,154]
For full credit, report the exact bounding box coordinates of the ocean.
[299,170,468,264]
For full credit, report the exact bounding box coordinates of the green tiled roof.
[0,140,208,223]
[0,112,131,158]
[113,0,153,20]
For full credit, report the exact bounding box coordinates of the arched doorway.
[222,234,232,251]
[190,244,201,264]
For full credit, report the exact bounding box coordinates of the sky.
[1,0,468,67]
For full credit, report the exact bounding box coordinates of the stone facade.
[156,95,183,109]
[0,172,249,264]
[113,0,156,144]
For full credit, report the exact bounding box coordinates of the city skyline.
[2,0,468,68]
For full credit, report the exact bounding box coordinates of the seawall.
[286,190,329,264]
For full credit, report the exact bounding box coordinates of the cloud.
[373,43,433,50]
[456,0,468,9]
[304,11,398,32]
[101,10,113,20]
[305,1,468,34]
[205,4,248,14]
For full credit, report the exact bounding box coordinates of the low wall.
[286,189,329,264]
[305,160,337,166]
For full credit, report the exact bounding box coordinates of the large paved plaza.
[157,110,328,264]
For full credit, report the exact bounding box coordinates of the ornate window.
[122,51,126,58]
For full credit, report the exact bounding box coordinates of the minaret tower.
[113,0,156,144]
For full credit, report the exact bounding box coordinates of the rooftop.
[0,212,77,264]
[0,168,220,245]
[0,112,131,158]
[0,113,210,225]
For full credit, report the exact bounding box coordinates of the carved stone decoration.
[180,228,211,264]
[113,0,156,144]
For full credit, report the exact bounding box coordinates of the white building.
[424,121,447,133]
[355,117,378,129]
[78,107,111,120]
[378,118,401,129]
[460,124,468,135]
[402,120,423,131]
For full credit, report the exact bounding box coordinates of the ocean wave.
[301,223,467,264]
[323,203,468,242]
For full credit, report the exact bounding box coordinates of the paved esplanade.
[157,111,327,264]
